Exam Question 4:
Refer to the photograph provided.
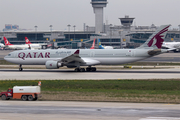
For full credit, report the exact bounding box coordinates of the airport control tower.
[119,15,135,29]
[91,0,108,33]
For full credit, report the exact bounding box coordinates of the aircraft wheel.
[19,68,23,71]
[86,68,91,72]
[74,68,80,72]
[80,68,85,72]
[91,67,96,72]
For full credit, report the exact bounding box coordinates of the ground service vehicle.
[0,86,41,101]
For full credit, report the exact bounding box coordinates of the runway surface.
[1,68,180,80]
[0,101,180,120]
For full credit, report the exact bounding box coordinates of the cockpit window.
[8,54,11,56]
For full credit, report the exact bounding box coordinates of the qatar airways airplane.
[4,25,170,72]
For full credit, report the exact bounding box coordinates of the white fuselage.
[0,43,5,48]
[28,44,43,49]
[5,44,29,50]
[4,49,152,66]
[162,42,180,49]
[103,46,114,49]
[6,44,44,50]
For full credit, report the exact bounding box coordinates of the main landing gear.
[19,64,23,71]
[74,66,96,72]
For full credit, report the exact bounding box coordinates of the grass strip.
[0,60,15,65]
[0,80,180,103]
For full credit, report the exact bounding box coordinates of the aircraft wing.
[61,50,85,64]
[60,50,100,66]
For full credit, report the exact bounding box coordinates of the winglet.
[74,50,79,54]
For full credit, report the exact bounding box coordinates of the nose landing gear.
[19,64,23,71]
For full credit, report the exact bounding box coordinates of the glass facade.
[64,33,92,40]
[6,33,47,44]
[99,38,121,46]
[129,33,180,43]
[121,20,133,24]
[17,33,46,41]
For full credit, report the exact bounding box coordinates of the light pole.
[86,25,89,40]
[67,24,71,40]
[179,25,180,41]
[67,24,71,32]
[49,25,53,31]
[34,26,38,41]
[67,24,71,48]
[49,25,53,41]
[73,25,76,41]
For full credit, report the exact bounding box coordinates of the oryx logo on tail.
[147,25,170,49]
[137,25,170,49]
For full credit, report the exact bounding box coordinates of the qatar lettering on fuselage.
[18,52,50,60]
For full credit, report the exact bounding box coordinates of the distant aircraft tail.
[98,39,104,49]
[25,37,32,44]
[90,39,96,49]
[137,25,170,49]
[3,37,13,45]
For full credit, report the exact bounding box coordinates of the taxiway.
[1,68,180,80]
[0,101,180,120]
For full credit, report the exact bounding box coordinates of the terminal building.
[0,17,180,49]
[0,0,180,49]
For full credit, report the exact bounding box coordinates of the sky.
[0,0,180,31]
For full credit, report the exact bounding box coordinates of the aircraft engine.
[45,60,63,69]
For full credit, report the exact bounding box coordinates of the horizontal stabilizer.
[148,49,170,55]
[148,49,162,56]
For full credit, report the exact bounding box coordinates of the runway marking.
[140,117,180,120]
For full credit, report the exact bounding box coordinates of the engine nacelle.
[45,60,63,69]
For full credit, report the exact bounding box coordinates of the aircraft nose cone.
[4,55,8,60]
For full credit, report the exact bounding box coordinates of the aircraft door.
[131,50,135,57]
[126,50,135,57]
[90,51,95,57]
[126,50,131,57]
